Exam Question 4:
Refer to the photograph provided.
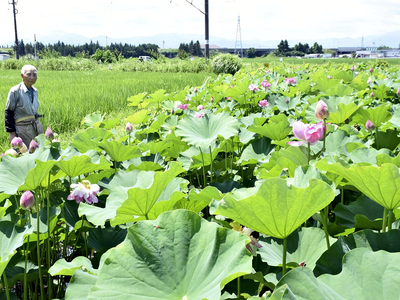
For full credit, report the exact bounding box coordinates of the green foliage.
[211,53,242,75]
[246,47,257,58]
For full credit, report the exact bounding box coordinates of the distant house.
[355,49,400,59]
[0,52,10,61]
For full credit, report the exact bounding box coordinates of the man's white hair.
[21,65,37,75]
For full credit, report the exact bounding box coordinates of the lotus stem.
[341,186,344,204]
[24,212,31,300]
[307,142,311,165]
[35,196,45,300]
[3,272,9,300]
[322,119,327,153]
[47,176,53,299]
[321,206,331,249]
[375,127,380,149]
[382,207,388,233]
[282,238,287,276]
[199,148,207,187]
[237,276,241,298]
[209,146,213,183]
[388,210,395,231]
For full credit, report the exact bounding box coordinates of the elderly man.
[5,65,44,147]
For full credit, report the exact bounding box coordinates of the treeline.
[274,40,324,57]
[178,40,202,56]
[6,39,160,59]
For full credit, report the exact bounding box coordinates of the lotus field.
[2,62,400,300]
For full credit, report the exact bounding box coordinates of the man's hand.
[9,132,17,142]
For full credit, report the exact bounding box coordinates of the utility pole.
[181,0,209,59]
[10,0,19,59]
[204,0,209,59]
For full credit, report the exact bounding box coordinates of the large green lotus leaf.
[316,160,400,210]
[0,154,36,194]
[86,209,252,300]
[389,107,400,128]
[314,229,400,276]
[177,144,221,170]
[112,175,188,225]
[174,186,223,213]
[146,114,169,134]
[351,105,392,128]
[346,145,392,164]
[0,221,33,276]
[99,140,142,163]
[373,129,400,151]
[313,77,340,93]
[49,256,96,276]
[328,103,359,124]
[31,206,61,234]
[57,150,111,177]
[71,128,113,153]
[66,269,99,300]
[278,146,308,166]
[143,89,166,105]
[351,73,369,91]
[334,196,383,229]
[127,93,146,107]
[258,227,336,270]
[223,78,251,98]
[126,109,150,124]
[275,96,301,112]
[248,114,292,141]
[325,84,353,97]
[325,129,363,155]
[275,248,400,300]
[88,226,127,252]
[82,112,104,128]
[18,160,56,191]
[176,111,240,148]
[212,177,335,239]
[238,137,275,165]
[5,261,39,286]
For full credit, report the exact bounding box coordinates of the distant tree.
[18,39,25,56]
[377,45,390,50]
[246,47,257,58]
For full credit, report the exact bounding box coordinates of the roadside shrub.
[211,53,242,75]
[373,60,390,69]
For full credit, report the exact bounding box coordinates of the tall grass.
[0,70,216,152]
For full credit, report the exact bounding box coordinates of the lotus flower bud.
[397,87,400,97]
[20,191,35,210]
[125,122,133,133]
[29,139,39,154]
[197,104,204,111]
[210,96,214,102]
[369,68,373,73]
[366,120,375,131]
[370,92,375,97]
[11,137,23,149]
[45,127,54,140]
[351,66,355,71]
[315,100,329,120]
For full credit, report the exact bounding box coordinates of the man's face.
[21,67,37,88]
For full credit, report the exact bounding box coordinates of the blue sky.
[1,0,400,46]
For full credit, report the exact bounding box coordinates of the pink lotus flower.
[185,97,189,102]
[197,104,204,111]
[288,121,324,147]
[367,79,372,84]
[248,84,259,92]
[20,191,35,210]
[29,139,39,154]
[351,66,355,71]
[258,100,269,108]
[210,96,214,102]
[195,112,204,118]
[45,127,54,140]
[397,87,400,97]
[315,100,329,120]
[369,68,373,73]
[126,122,133,133]
[366,120,375,131]
[261,80,271,89]
[11,137,23,149]
[327,75,332,79]
[285,78,297,85]
[67,180,100,204]
[178,104,189,110]
[370,92,375,97]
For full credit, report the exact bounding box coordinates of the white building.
[356,49,400,59]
